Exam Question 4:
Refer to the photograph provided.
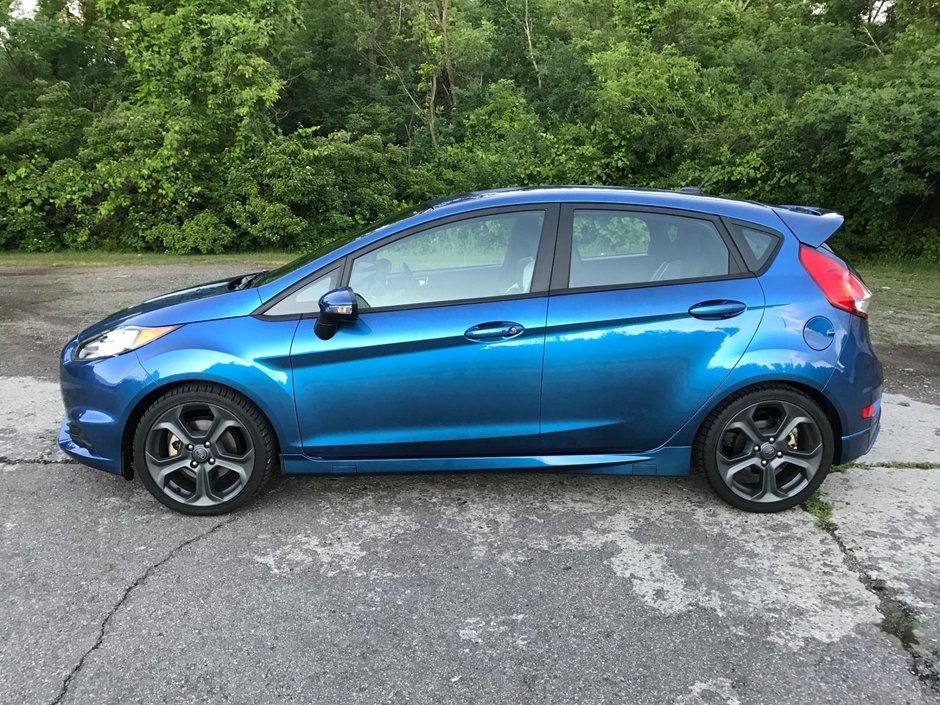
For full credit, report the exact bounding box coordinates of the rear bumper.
[838,401,881,465]
[823,311,883,464]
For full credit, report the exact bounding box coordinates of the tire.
[694,385,834,513]
[133,383,277,515]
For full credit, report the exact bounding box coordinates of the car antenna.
[696,168,722,193]
[678,169,721,195]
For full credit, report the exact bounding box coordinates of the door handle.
[688,300,747,320]
[465,321,525,341]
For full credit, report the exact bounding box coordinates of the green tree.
[0,0,937,259]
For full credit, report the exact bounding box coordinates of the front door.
[540,205,765,453]
[291,206,558,459]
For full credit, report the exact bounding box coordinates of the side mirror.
[319,287,358,321]
[315,287,358,340]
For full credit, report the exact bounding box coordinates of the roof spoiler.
[772,205,844,248]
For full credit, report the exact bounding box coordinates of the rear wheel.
[695,386,834,512]
[133,384,276,515]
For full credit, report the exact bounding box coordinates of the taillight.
[799,245,872,318]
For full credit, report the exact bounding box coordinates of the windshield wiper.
[229,271,268,291]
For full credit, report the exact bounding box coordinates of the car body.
[59,186,882,514]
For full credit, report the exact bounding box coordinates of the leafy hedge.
[0,0,938,260]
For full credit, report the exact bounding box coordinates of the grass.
[0,250,296,268]
[855,258,940,328]
[835,461,940,471]
[802,491,836,531]
[1,248,935,283]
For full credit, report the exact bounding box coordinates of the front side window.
[349,211,545,309]
[568,210,731,289]
[264,268,339,316]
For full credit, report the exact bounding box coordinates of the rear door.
[540,204,764,453]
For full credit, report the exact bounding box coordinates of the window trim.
[337,204,560,314]
[721,217,784,276]
[550,203,750,295]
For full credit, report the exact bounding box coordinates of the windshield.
[255,203,432,286]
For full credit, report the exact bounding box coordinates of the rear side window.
[568,210,732,289]
[728,223,781,271]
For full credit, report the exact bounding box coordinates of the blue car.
[59,187,882,515]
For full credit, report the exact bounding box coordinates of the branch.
[862,24,885,56]
[503,0,542,90]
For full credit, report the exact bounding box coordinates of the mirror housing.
[319,287,358,321]
[315,287,358,340]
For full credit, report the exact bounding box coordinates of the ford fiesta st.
[59,187,882,515]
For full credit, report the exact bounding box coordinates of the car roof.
[425,186,780,224]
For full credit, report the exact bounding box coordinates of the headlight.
[76,325,179,361]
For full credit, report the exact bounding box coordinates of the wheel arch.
[692,380,844,464]
[120,380,283,480]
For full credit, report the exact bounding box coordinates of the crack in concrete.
[0,455,77,465]
[811,512,940,697]
[48,516,237,705]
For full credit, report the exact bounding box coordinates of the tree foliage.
[0,0,937,258]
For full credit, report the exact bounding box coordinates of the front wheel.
[133,383,276,515]
[694,386,834,512]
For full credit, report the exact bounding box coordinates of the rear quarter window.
[727,223,782,272]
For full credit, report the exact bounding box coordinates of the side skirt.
[280,446,692,477]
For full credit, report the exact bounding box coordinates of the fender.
[135,316,302,456]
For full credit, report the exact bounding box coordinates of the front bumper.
[59,339,156,476]
[58,419,120,473]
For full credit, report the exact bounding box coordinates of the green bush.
[163,211,237,254]
[0,0,937,260]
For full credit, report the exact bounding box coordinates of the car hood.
[75,276,264,342]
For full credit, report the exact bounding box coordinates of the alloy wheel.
[715,399,825,503]
[143,402,255,507]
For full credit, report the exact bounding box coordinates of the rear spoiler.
[772,205,844,248]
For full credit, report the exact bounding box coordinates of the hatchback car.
[60,187,882,515]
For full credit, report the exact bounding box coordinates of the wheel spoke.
[215,445,254,466]
[754,465,786,502]
[144,452,190,484]
[195,405,240,445]
[726,416,765,446]
[717,455,761,484]
[216,457,252,487]
[775,402,812,442]
[151,407,192,447]
[781,442,823,480]
[189,466,222,505]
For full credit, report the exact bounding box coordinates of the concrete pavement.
[2,380,937,704]
[0,264,938,704]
